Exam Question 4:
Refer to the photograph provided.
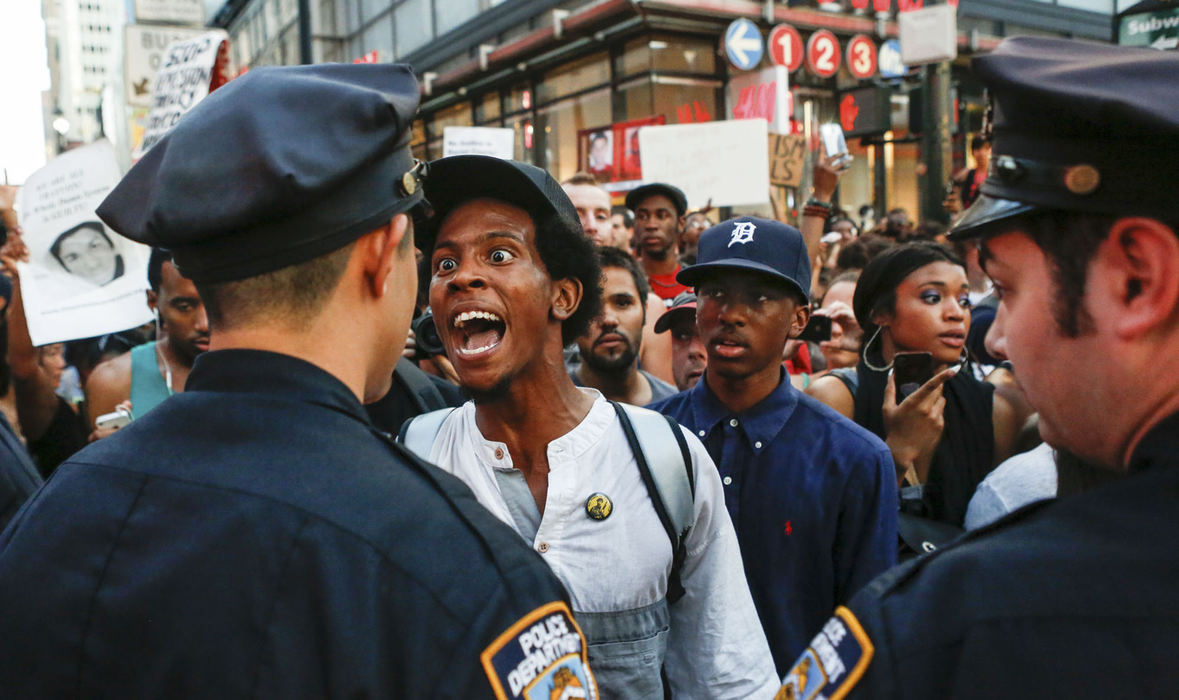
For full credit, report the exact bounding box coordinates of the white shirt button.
[729,418,739,428]
[755,441,763,449]
[723,476,733,485]
[537,542,549,553]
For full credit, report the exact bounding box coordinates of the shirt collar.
[186,349,370,425]
[1127,410,1179,473]
[688,367,799,451]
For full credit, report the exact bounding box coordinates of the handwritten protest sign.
[768,133,807,188]
[16,141,152,346]
[637,119,770,210]
[133,30,228,160]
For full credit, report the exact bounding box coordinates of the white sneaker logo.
[729,221,756,247]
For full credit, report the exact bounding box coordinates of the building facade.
[212,0,1114,222]
[42,0,126,152]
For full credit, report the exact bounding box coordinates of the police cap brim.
[948,194,1039,240]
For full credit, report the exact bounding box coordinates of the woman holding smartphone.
[807,241,1019,527]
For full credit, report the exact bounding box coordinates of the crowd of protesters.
[0,35,1177,699]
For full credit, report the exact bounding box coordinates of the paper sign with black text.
[133,30,229,160]
[15,142,152,346]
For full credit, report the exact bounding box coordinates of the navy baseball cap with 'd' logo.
[676,216,811,302]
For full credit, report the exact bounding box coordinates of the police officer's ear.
[1097,217,1179,341]
[361,213,412,299]
[550,276,583,322]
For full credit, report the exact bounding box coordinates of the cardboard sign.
[768,133,806,188]
[123,25,210,109]
[638,119,769,209]
[15,142,152,346]
[133,30,228,159]
[442,126,515,159]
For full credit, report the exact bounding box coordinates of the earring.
[861,326,892,373]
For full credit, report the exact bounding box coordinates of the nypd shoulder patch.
[482,601,598,700]
[777,606,874,700]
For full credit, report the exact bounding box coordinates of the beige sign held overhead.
[124,24,210,108]
[768,133,807,188]
[638,119,770,210]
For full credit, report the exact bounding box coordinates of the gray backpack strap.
[619,404,695,540]
[611,401,695,604]
[397,408,456,460]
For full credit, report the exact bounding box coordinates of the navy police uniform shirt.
[650,369,897,674]
[0,349,595,699]
[782,412,1179,699]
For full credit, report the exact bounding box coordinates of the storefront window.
[475,92,501,124]
[504,83,532,114]
[618,78,719,125]
[536,53,610,105]
[615,35,717,78]
[506,115,534,163]
[431,101,473,137]
[535,88,611,181]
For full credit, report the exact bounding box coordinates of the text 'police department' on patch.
[481,601,598,700]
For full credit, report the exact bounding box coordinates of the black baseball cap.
[97,63,425,283]
[677,217,811,302]
[654,291,698,334]
[951,37,1179,239]
[625,183,687,217]
[418,155,581,253]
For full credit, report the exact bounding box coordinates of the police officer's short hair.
[196,241,357,331]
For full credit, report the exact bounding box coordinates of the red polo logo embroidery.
[784,521,792,536]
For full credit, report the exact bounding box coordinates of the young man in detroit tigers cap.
[649,216,897,675]
[0,63,595,699]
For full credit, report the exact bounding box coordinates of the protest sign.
[15,141,152,346]
[768,133,807,188]
[133,30,229,160]
[638,119,770,209]
[442,127,515,159]
[124,25,209,109]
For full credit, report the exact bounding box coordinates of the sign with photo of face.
[15,141,153,346]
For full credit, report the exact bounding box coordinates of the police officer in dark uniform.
[0,64,596,699]
[778,37,1179,699]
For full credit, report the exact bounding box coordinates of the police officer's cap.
[417,155,580,252]
[951,37,1179,239]
[97,63,426,283]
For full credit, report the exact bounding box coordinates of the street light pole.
[298,0,312,64]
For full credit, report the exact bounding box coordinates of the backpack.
[399,401,696,602]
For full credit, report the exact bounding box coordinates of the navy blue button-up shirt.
[650,370,897,673]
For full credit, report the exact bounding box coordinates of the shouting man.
[401,155,778,698]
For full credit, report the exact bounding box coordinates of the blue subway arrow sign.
[724,18,764,71]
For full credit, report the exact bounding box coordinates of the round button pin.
[585,492,613,521]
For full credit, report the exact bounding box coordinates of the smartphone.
[893,351,935,403]
[95,407,132,431]
[797,315,833,343]
[819,123,849,164]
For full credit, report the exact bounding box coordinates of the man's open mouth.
[452,310,506,357]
